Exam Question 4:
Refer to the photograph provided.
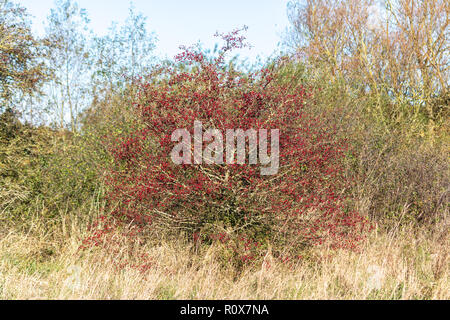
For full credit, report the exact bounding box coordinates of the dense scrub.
[83,31,374,266]
[0,108,101,230]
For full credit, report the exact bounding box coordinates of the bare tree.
[286,0,449,122]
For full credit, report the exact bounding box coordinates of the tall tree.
[285,0,449,121]
[45,0,91,131]
[0,0,51,118]
[90,4,157,105]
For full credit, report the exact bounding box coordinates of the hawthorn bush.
[94,29,372,264]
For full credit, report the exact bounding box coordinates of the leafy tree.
[90,4,157,105]
[0,0,51,117]
[44,0,91,130]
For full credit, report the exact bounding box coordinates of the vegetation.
[0,0,448,299]
[0,0,52,114]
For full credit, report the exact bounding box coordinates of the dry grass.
[0,220,448,300]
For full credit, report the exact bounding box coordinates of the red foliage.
[83,28,372,266]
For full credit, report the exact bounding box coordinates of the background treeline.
[0,0,448,240]
[1,0,157,233]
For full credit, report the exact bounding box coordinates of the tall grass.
[0,213,447,299]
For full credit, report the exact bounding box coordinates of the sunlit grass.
[0,221,447,300]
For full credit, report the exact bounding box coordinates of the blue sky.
[17,0,292,63]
